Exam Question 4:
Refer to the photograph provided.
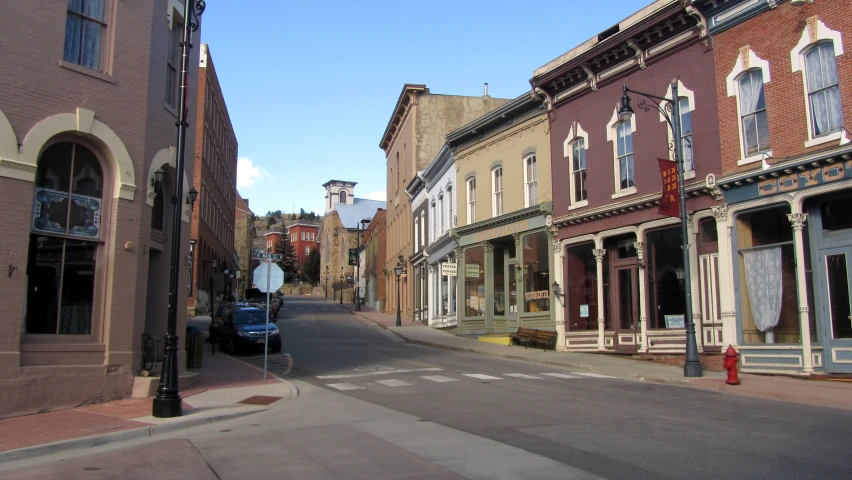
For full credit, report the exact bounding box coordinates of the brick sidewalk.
[330,299,852,411]
[0,350,281,453]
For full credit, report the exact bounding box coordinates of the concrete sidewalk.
[0,349,297,463]
[333,300,852,411]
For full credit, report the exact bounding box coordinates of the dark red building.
[531,0,723,354]
[287,223,319,278]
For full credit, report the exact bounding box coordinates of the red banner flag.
[658,158,680,218]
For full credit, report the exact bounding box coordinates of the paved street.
[3,295,851,480]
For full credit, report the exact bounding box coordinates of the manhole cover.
[239,395,283,406]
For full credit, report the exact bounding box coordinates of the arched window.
[737,70,769,157]
[151,174,164,232]
[27,141,105,336]
[339,190,347,204]
[492,167,503,217]
[523,154,538,207]
[804,42,842,138]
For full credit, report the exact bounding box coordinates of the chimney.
[484,83,489,97]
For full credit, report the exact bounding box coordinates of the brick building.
[189,43,238,314]
[0,0,200,417]
[287,223,319,279]
[531,0,723,353]
[696,0,852,375]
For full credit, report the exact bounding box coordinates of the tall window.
[414,221,419,253]
[395,152,400,192]
[616,121,635,191]
[165,23,181,107]
[431,202,437,241]
[420,212,425,247]
[63,0,107,71]
[27,142,105,335]
[738,70,770,156]
[447,188,453,228]
[325,235,330,260]
[492,168,503,217]
[805,43,842,137]
[339,191,347,204]
[439,195,446,234]
[524,155,538,207]
[305,246,310,256]
[467,178,476,224]
[570,139,587,204]
[679,98,694,173]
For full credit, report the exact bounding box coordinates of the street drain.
[239,395,283,406]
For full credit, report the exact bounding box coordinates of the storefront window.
[736,205,800,344]
[464,247,485,317]
[522,232,550,313]
[566,243,598,330]
[821,195,852,235]
[494,246,505,315]
[646,227,686,329]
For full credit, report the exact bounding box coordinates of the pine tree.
[304,247,321,284]
[274,232,297,282]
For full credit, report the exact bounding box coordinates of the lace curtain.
[743,247,783,343]
[806,44,842,136]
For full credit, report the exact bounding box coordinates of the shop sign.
[524,290,549,301]
[465,264,480,278]
[441,262,457,276]
[664,315,685,328]
[472,219,530,243]
[579,304,589,317]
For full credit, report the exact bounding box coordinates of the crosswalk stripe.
[504,373,543,379]
[462,374,502,380]
[326,383,364,391]
[575,372,614,378]
[375,379,413,387]
[421,375,459,383]
[317,367,442,380]
[540,373,581,379]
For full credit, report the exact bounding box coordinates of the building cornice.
[455,203,553,236]
[379,84,426,153]
[446,93,543,148]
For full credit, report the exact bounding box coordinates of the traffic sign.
[255,253,282,261]
[253,262,284,292]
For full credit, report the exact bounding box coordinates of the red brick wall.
[288,224,319,271]
[548,41,720,221]
[713,1,852,176]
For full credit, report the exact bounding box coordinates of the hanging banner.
[441,262,457,277]
[658,158,680,218]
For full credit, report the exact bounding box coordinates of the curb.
[0,408,263,464]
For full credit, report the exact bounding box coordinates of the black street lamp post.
[152,0,206,418]
[355,218,371,312]
[394,256,405,327]
[339,272,344,305]
[617,80,702,378]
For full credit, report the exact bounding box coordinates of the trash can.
[185,326,204,368]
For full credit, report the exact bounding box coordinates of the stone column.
[634,241,649,353]
[788,212,814,374]
[593,248,607,351]
[483,242,495,333]
[713,205,737,348]
[427,264,435,326]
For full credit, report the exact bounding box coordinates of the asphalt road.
[232,295,852,480]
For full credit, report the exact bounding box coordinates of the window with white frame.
[63,0,109,72]
[447,187,453,227]
[738,70,770,157]
[420,212,425,247]
[805,43,842,138]
[492,167,503,217]
[439,194,446,234]
[305,246,310,256]
[615,121,635,191]
[523,155,537,207]
[414,221,419,253]
[678,98,694,173]
[569,139,586,204]
[791,19,845,147]
[431,202,437,241]
[466,178,476,224]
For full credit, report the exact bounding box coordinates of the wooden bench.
[508,327,557,351]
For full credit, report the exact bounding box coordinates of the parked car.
[244,288,280,317]
[218,307,281,354]
[209,302,247,344]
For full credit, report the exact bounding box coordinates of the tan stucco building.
[447,93,556,339]
[379,85,510,320]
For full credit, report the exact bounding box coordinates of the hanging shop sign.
[441,262,457,276]
[658,158,680,218]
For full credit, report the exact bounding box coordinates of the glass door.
[615,266,639,350]
[506,261,519,329]
[820,247,852,373]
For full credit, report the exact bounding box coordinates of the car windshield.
[232,310,268,325]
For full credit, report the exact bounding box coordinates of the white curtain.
[806,44,842,136]
[743,247,783,338]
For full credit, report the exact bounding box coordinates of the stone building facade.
[0,0,199,417]
[234,194,254,298]
[379,85,510,319]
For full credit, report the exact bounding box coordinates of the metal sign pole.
[264,259,270,380]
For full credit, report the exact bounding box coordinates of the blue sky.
[199,0,649,217]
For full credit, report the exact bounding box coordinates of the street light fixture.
[394,257,405,327]
[617,81,702,378]
[152,0,207,419]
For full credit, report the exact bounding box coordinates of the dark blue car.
[217,307,281,354]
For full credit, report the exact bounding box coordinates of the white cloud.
[237,157,273,188]
[364,190,386,201]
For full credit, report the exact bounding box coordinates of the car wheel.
[271,346,281,353]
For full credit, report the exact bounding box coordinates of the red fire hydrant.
[723,345,741,385]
